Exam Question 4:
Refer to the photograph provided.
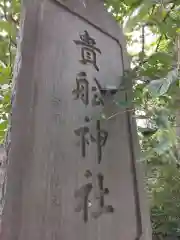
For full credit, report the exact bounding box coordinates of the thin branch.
[155,35,163,52]
[150,4,156,15]
[8,37,12,74]
[132,4,177,78]
[155,2,176,52]
[103,108,134,121]
[134,115,151,119]
[141,25,145,64]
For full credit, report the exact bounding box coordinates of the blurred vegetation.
[1,0,180,238]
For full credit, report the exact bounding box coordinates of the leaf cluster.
[106,0,180,238]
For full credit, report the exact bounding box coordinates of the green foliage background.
[1,0,180,239]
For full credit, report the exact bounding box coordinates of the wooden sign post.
[1,0,152,239]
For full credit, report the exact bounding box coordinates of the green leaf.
[0,65,11,84]
[147,69,179,97]
[0,120,8,131]
[148,52,173,66]
[0,20,11,34]
[124,0,153,33]
[155,108,170,129]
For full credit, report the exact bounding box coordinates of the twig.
[155,2,176,52]
[104,108,134,121]
[141,25,145,64]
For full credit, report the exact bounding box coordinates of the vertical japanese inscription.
[73,30,113,223]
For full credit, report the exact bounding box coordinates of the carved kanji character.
[74,31,101,71]
[74,121,108,161]
[74,172,114,222]
[91,78,104,106]
[72,72,89,106]
[92,173,114,219]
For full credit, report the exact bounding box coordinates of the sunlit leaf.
[147,68,179,97]
[124,0,153,33]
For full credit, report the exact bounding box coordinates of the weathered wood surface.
[1,0,152,240]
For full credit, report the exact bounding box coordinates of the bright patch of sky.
[127,29,157,56]
[6,2,10,7]
[0,30,8,37]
